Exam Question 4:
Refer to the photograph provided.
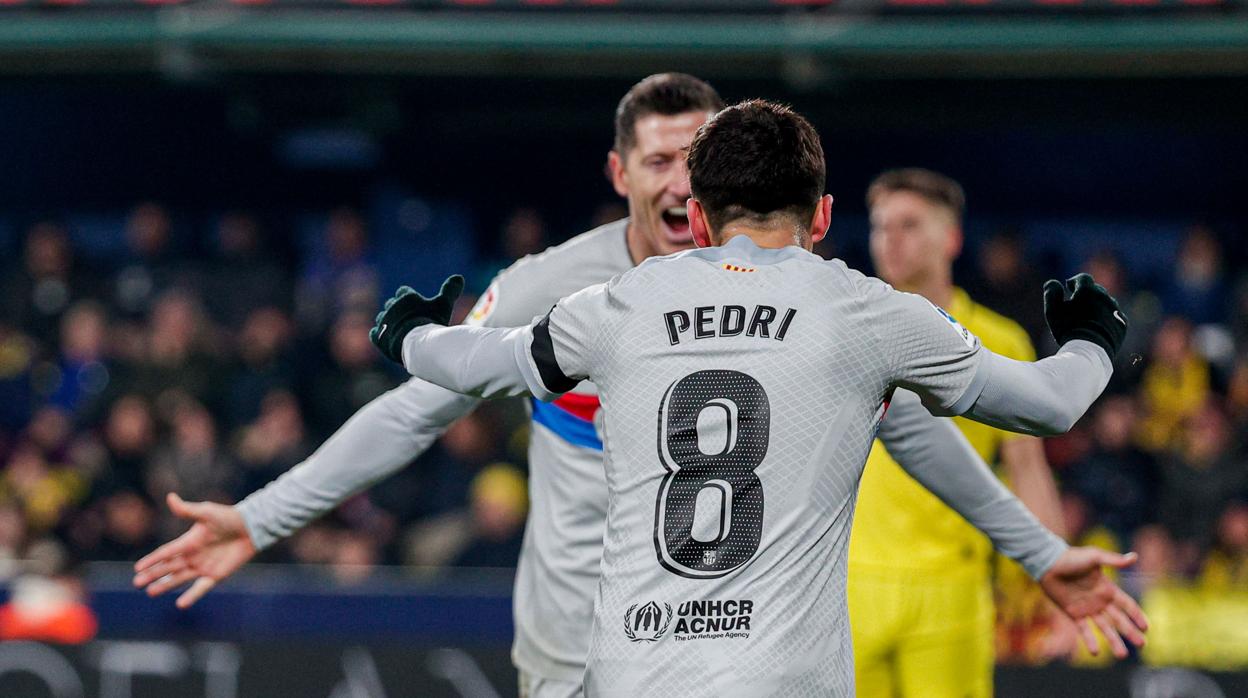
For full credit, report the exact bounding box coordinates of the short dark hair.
[614,73,724,155]
[866,168,965,223]
[686,99,825,233]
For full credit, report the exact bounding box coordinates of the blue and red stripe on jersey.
[530,393,603,451]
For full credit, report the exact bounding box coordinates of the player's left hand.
[132,493,256,609]
[370,275,465,365]
[1039,547,1149,659]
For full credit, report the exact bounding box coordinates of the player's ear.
[946,221,964,262]
[608,150,629,198]
[688,198,712,248]
[809,195,834,245]
[943,209,963,262]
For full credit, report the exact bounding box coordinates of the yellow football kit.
[848,288,1036,698]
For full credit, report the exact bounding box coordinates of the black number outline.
[653,369,769,579]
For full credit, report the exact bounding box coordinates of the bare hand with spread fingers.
[132,493,257,609]
[1039,547,1149,658]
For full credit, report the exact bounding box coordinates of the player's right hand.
[1039,547,1149,659]
[132,493,257,609]
[370,275,465,365]
[1042,273,1127,359]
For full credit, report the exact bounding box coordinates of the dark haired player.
[135,73,725,698]
[380,100,1145,696]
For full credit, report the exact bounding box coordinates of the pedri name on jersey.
[664,305,797,346]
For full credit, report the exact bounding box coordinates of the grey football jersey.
[240,219,633,683]
[486,220,633,681]
[531,236,988,697]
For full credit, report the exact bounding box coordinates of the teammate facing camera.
[382,100,1144,696]
[135,73,729,698]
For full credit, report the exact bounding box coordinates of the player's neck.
[717,226,805,251]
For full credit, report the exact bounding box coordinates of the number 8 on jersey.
[655,369,770,578]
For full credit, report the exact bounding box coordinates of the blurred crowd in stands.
[0,202,553,593]
[959,223,1248,599]
[1,199,1246,661]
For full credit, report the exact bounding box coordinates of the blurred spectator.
[234,389,314,497]
[330,529,382,586]
[404,463,528,569]
[1198,502,1248,592]
[146,394,233,504]
[1131,525,1176,594]
[87,491,159,562]
[501,207,548,261]
[472,208,549,290]
[1085,249,1162,376]
[97,394,156,494]
[111,202,185,318]
[0,324,36,432]
[0,222,95,345]
[1063,395,1159,543]
[116,290,226,407]
[0,540,97,644]
[47,301,112,417]
[1136,317,1211,452]
[295,208,379,331]
[1157,400,1248,573]
[589,201,628,230]
[1228,356,1248,436]
[303,310,395,439]
[0,502,27,580]
[971,228,1047,350]
[1232,276,1248,347]
[205,212,292,328]
[1162,224,1228,326]
[24,406,73,463]
[289,522,339,566]
[226,307,297,428]
[0,442,86,536]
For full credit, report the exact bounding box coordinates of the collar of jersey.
[700,234,809,264]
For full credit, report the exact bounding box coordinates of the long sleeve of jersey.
[876,390,1067,579]
[401,282,609,402]
[236,379,479,550]
[962,340,1112,436]
[401,323,550,400]
[864,279,1112,436]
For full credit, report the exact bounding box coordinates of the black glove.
[1043,273,1127,359]
[370,275,465,365]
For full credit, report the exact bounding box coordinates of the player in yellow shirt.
[848,168,1068,697]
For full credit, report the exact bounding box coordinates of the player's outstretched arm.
[380,277,601,402]
[1040,547,1149,658]
[373,276,536,400]
[877,390,1067,580]
[133,493,255,609]
[884,272,1125,436]
[960,274,1127,436]
[133,377,481,604]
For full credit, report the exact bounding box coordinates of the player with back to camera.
[848,168,1074,697]
[367,99,1146,696]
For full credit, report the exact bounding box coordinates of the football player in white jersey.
[381,100,1147,696]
